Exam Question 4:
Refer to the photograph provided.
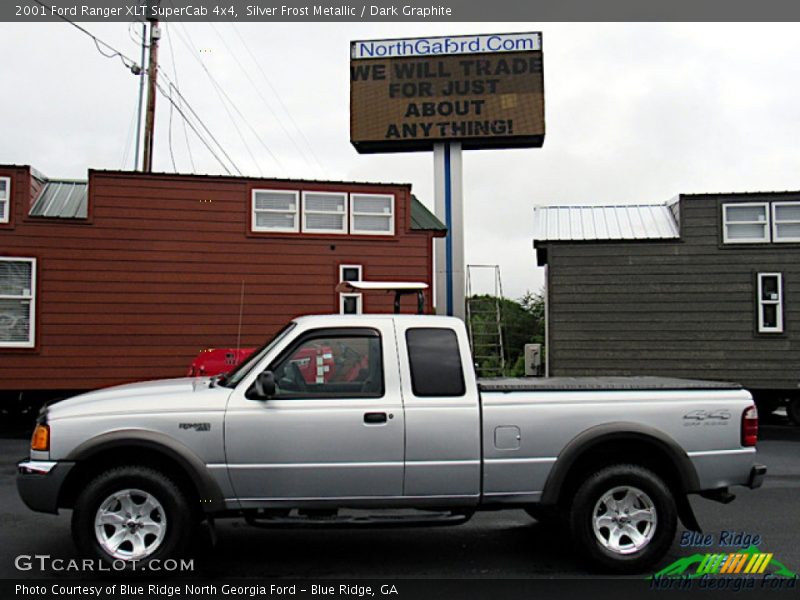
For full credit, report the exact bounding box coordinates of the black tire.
[568,464,677,574]
[788,398,800,426]
[71,466,194,571]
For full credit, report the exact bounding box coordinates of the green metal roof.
[410,195,447,232]
[29,179,88,218]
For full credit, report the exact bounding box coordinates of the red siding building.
[0,165,445,395]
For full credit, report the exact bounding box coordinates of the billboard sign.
[350,32,544,153]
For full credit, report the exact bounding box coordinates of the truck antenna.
[236,281,245,354]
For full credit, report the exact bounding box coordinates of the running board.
[244,511,473,529]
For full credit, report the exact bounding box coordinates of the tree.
[467,289,545,377]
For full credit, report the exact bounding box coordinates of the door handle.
[364,412,388,424]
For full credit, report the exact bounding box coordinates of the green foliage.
[467,290,545,377]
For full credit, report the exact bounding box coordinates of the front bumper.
[748,464,767,489]
[17,459,75,514]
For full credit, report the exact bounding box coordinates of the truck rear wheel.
[568,464,677,573]
[71,466,193,569]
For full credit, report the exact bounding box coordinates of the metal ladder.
[465,265,506,377]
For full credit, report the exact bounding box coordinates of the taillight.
[742,406,758,447]
[31,423,50,452]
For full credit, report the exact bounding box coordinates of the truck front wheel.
[71,466,193,569]
[568,464,677,573]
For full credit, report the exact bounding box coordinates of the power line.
[210,23,316,173]
[169,23,262,175]
[163,23,196,172]
[169,21,283,174]
[155,80,238,175]
[230,25,328,176]
[166,82,178,172]
[157,70,244,176]
[35,0,241,177]
[120,101,139,169]
[32,0,141,73]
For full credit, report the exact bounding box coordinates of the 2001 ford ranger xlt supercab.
[17,314,766,573]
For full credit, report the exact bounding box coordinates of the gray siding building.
[533,192,800,420]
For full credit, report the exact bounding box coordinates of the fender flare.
[540,422,701,506]
[66,429,226,513]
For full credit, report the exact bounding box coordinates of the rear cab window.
[405,328,466,397]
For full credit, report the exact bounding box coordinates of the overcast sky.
[3,22,800,298]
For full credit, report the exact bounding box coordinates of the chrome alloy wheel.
[94,488,167,560]
[591,485,657,555]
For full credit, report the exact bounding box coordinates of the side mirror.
[254,371,276,399]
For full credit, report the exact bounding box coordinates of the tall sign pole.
[142,6,162,173]
[434,142,464,318]
[350,32,544,319]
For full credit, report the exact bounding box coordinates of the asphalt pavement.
[0,420,798,580]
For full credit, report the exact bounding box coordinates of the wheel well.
[554,438,686,510]
[58,446,202,514]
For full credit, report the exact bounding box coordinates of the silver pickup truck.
[17,314,766,573]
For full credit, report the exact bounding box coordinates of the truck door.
[395,321,481,502]
[223,322,405,503]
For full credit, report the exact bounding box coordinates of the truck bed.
[478,376,742,392]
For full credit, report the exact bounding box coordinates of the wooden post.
[142,13,161,173]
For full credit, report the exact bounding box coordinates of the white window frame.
[339,294,363,315]
[0,176,10,224]
[251,189,299,233]
[722,202,770,244]
[0,257,36,348]
[772,201,800,243]
[350,193,395,236]
[339,264,363,315]
[757,272,783,334]
[302,191,348,234]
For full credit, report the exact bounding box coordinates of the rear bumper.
[17,459,75,514]
[748,464,767,489]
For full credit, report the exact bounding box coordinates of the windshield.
[217,322,297,388]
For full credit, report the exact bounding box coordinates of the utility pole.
[133,22,147,171]
[142,2,162,172]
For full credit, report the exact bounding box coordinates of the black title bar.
[6,0,800,22]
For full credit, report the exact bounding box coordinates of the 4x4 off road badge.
[682,409,731,427]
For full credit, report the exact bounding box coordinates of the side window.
[757,273,783,334]
[406,328,465,397]
[270,332,383,398]
[722,203,769,243]
[339,264,363,315]
[0,257,36,348]
[0,177,10,223]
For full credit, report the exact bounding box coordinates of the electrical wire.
[163,23,196,172]
[156,80,238,175]
[230,25,328,176]
[35,0,256,179]
[169,25,263,175]
[170,21,280,174]
[120,100,139,169]
[156,72,244,176]
[158,71,241,175]
[210,23,315,174]
[32,0,141,73]
[167,82,178,172]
